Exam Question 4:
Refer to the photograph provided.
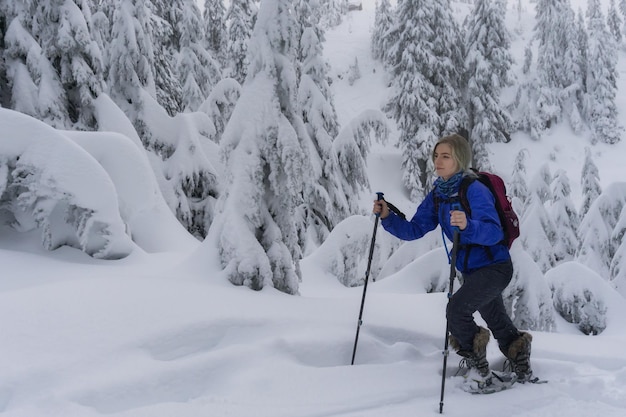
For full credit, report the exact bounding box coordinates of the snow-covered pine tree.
[91,2,112,75]
[586,0,622,144]
[577,204,612,279]
[318,0,346,29]
[371,0,394,62]
[107,0,156,120]
[203,0,227,66]
[620,0,626,42]
[386,0,466,201]
[347,56,361,86]
[610,205,626,294]
[580,146,602,220]
[509,148,530,209]
[39,0,104,129]
[575,7,589,119]
[512,45,544,140]
[504,249,556,331]
[562,4,585,134]
[225,0,256,84]
[333,109,389,214]
[296,25,349,253]
[148,0,184,116]
[0,4,7,108]
[464,0,513,157]
[430,0,466,138]
[176,0,221,112]
[105,0,220,240]
[2,1,70,128]
[531,0,583,136]
[197,77,241,144]
[529,163,553,204]
[549,169,579,262]
[547,263,609,335]
[520,191,557,273]
[577,183,626,280]
[294,0,324,41]
[210,0,305,294]
[608,0,623,44]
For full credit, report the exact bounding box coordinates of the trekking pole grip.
[451,201,462,232]
[375,192,384,217]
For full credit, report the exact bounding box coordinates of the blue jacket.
[381,179,510,274]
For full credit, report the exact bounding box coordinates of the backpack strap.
[457,176,474,216]
[456,175,497,270]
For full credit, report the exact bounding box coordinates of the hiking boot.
[500,331,533,382]
[451,326,491,381]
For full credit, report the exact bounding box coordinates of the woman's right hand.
[373,198,389,219]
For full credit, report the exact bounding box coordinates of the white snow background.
[2,0,626,416]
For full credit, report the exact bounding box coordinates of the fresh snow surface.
[2,1,626,416]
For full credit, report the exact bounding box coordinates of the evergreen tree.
[0,3,7,108]
[225,0,256,84]
[464,0,513,152]
[578,184,626,280]
[608,0,623,44]
[512,45,544,140]
[347,56,361,86]
[2,2,68,127]
[509,149,530,209]
[576,8,589,109]
[580,146,602,220]
[520,191,557,273]
[610,210,626,293]
[296,25,345,253]
[577,202,611,279]
[333,110,389,213]
[505,249,556,331]
[586,0,622,144]
[3,0,104,129]
[91,2,112,74]
[211,0,304,294]
[386,0,466,201]
[203,0,227,66]
[107,0,156,120]
[149,0,184,115]
[532,0,583,135]
[549,169,579,262]
[176,0,221,112]
[620,0,626,41]
[105,0,220,239]
[318,0,346,29]
[294,0,324,44]
[529,163,553,204]
[371,0,394,62]
[198,77,241,143]
[547,264,609,335]
[43,0,104,129]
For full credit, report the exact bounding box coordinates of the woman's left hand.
[450,210,467,231]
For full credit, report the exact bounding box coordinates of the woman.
[373,134,533,388]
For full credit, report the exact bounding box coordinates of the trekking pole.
[439,204,461,414]
[351,191,384,365]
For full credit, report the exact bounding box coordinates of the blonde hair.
[432,133,473,173]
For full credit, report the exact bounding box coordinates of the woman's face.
[433,143,459,180]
